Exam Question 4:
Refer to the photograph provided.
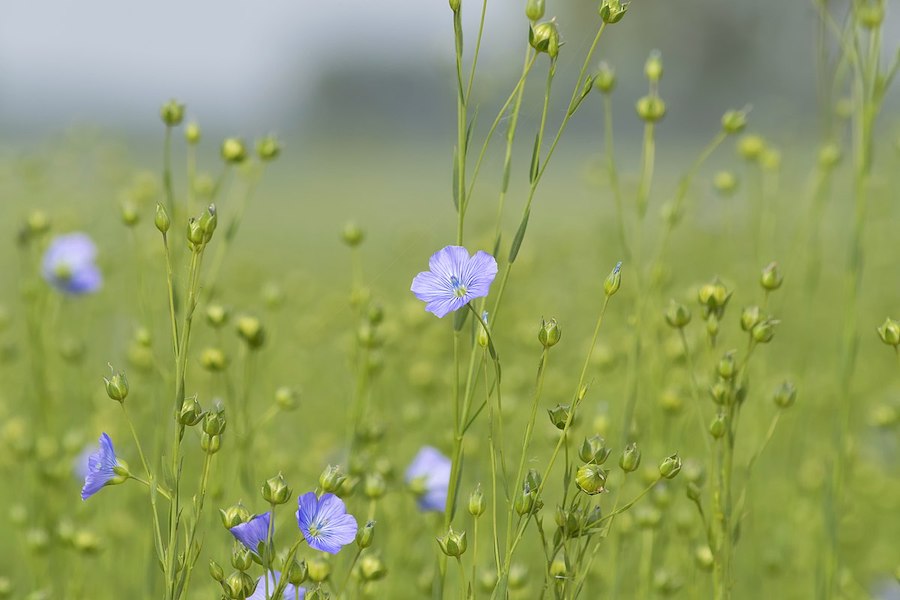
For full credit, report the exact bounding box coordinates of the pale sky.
[0,0,519,132]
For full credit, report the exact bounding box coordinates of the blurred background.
[2,0,898,140]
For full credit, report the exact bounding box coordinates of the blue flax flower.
[229,512,271,555]
[42,232,102,295]
[411,245,498,318]
[405,446,451,512]
[296,492,357,554]
[247,570,305,600]
[81,433,124,500]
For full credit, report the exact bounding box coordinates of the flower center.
[450,276,467,298]
[54,262,73,281]
[309,520,326,537]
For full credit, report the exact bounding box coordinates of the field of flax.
[1,1,899,599]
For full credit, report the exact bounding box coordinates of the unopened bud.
[538,318,561,348]
[356,521,375,549]
[547,404,572,430]
[636,95,666,122]
[160,100,185,127]
[437,527,467,557]
[221,138,247,164]
[751,318,779,344]
[644,51,663,82]
[525,0,545,21]
[604,261,622,296]
[619,442,642,473]
[665,301,691,329]
[185,122,201,144]
[593,62,616,94]
[103,367,129,403]
[713,171,738,195]
[468,485,485,517]
[877,317,900,346]
[721,109,748,134]
[709,414,727,439]
[155,203,171,234]
[737,134,765,161]
[319,465,347,494]
[209,559,225,583]
[717,351,736,380]
[773,381,797,409]
[599,0,628,24]
[220,504,251,529]
[529,21,560,59]
[236,316,265,349]
[741,306,763,332]
[177,396,204,427]
[256,135,282,161]
[760,262,783,291]
[261,473,292,505]
[579,435,610,464]
[658,453,683,479]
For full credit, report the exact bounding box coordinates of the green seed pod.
[199,203,218,242]
[538,318,561,348]
[220,505,250,530]
[201,433,221,455]
[356,520,375,549]
[665,301,691,329]
[658,453,683,479]
[636,95,666,122]
[275,386,300,411]
[547,404,572,430]
[619,442,642,473]
[468,485,485,517]
[231,542,253,571]
[529,21,560,59]
[751,318,779,344]
[363,472,387,499]
[206,304,229,328]
[160,99,185,126]
[185,122,201,144]
[236,316,266,349]
[319,465,347,494]
[709,413,727,439]
[256,135,282,161]
[721,109,748,135]
[200,347,228,372]
[644,51,663,83]
[261,472,292,505]
[593,62,616,94]
[209,559,225,583]
[575,463,608,495]
[525,0,545,21]
[307,557,332,582]
[177,396,204,427]
[713,171,738,195]
[773,381,797,409]
[877,317,900,346]
[717,351,737,380]
[288,558,308,585]
[104,368,129,403]
[741,306,763,332]
[737,134,765,161]
[760,262,783,291]
[221,138,247,164]
[599,0,628,24]
[359,553,388,581]
[341,222,365,247]
[155,203,171,234]
[579,434,610,464]
[818,143,842,170]
[437,527,467,557]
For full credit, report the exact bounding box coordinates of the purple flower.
[247,571,305,600]
[411,246,498,318]
[405,446,451,512]
[229,512,271,555]
[296,492,357,554]
[42,233,102,295]
[81,433,123,500]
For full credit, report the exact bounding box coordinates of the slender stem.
[677,328,712,452]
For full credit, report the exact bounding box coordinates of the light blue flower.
[229,512,271,556]
[411,246,498,318]
[296,492,357,554]
[42,233,102,295]
[247,571,305,600]
[81,433,123,500]
[405,446,451,512]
